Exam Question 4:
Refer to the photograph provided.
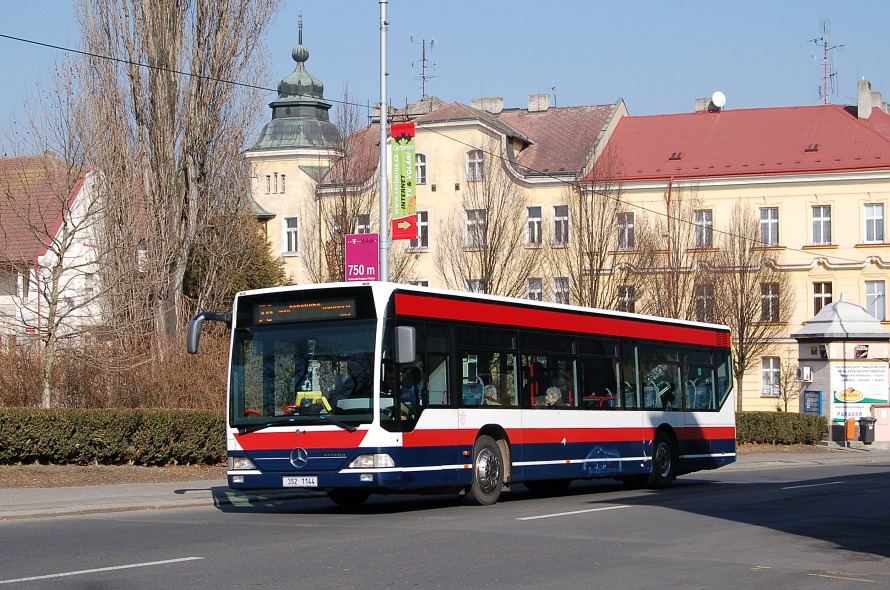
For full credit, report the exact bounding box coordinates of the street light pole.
[378,0,390,282]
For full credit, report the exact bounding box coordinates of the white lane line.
[781,481,843,490]
[0,557,204,585]
[517,504,630,521]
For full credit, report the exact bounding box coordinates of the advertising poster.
[830,362,889,423]
[390,122,417,240]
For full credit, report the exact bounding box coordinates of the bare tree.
[775,355,801,412]
[77,0,280,357]
[712,200,794,412]
[637,183,716,321]
[550,146,627,308]
[436,141,541,297]
[0,58,110,407]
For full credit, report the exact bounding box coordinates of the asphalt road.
[1,452,889,589]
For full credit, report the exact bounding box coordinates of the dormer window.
[805,143,820,152]
[669,152,683,160]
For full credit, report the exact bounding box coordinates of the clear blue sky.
[2,1,890,131]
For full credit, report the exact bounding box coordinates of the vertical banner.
[345,233,379,281]
[390,122,417,240]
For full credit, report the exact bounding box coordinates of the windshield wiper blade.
[316,415,358,432]
[237,415,357,434]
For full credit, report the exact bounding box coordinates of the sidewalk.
[2,445,889,520]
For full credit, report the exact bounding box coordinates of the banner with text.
[390,122,417,240]
[345,233,379,282]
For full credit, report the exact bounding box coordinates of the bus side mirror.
[187,311,230,354]
[396,326,416,364]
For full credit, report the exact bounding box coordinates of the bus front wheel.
[647,432,676,489]
[465,435,504,506]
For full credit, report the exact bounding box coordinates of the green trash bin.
[859,416,877,444]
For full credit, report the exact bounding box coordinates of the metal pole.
[378,0,390,282]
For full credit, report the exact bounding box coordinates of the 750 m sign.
[345,233,379,281]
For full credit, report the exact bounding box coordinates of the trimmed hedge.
[737,411,828,445]
[0,408,828,466]
[0,409,225,466]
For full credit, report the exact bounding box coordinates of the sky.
[2,1,890,133]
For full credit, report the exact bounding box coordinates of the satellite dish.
[711,91,727,109]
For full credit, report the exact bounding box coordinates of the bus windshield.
[230,320,377,428]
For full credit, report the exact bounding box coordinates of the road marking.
[0,557,203,585]
[781,481,843,490]
[517,504,630,521]
[808,572,877,583]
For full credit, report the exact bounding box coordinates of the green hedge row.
[736,411,829,445]
[0,409,828,466]
[0,409,225,466]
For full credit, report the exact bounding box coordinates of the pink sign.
[345,233,379,282]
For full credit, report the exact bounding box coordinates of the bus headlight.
[228,456,257,470]
[348,454,394,469]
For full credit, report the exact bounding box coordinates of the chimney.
[695,97,711,112]
[528,93,550,112]
[470,96,504,114]
[858,78,873,119]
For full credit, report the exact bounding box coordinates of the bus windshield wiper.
[314,414,358,432]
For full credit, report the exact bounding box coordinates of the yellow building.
[248,33,889,413]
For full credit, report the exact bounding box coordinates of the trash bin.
[860,417,877,445]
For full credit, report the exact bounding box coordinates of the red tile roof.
[593,105,890,182]
[0,154,86,264]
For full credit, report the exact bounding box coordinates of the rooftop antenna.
[809,19,844,105]
[410,37,437,99]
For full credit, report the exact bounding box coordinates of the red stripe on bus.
[394,293,727,346]
[234,429,365,450]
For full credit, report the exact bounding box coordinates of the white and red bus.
[187,282,735,506]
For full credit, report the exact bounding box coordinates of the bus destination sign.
[255,298,357,324]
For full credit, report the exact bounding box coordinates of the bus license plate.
[283,475,318,488]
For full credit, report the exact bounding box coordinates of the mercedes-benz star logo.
[290,447,309,469]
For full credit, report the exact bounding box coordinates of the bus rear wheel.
[465,435,504,506]
[646,432,676,489]
[327,489,370,508]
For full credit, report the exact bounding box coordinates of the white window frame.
[466,208,486,248]
[760,207,779,247]
[355,213,371,234]
[694,209,713,248]
[813,281,832,314]
[552,205,569,247]
[410,210,429,249]
[527,277,543,301]
[553,276,570,304]
[466,150,484,181]
[866,280,885,321]
[283,216,299,255]
[618,285,635,313]
[865,203,884,243]
[415,154,427,185]
[694,283,715,322]
[265,175,271,194]
[468,278,486,293]
[761,357,780,396]
[526,206,542,246]
[280,174,286,194]
[760,282,779,322]
[812,205,831,245]
[618,212,635,251]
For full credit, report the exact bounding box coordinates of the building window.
[812,205,831,245]
[553,205,569,247]
[410,211,429,249]
[617,212,635,250]
[527,277,543,301]
[865,203,884,243]
[466,149,484,181]
[273,172,279,194]
[760,207,779,247]
[411,280,429,287]
[265,175,271,194]
[0,267,17,297]
[280,174,286,194]
[468,278,486,293]
[526,206,542,246]
[761,357,780,396]
[83,273,96,298]
[866,281,885,321]
[283,216,299,254]
[553,276,570,304]
[813,282,832,314]
[466,208,486,248]
[355,214,371,234]
[694,209,713,248]
[618,285,635,313]
[415,154,427,185]
[694,283,715,322]
[760,282,779,322]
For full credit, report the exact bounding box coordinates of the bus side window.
[425,324,450,406]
